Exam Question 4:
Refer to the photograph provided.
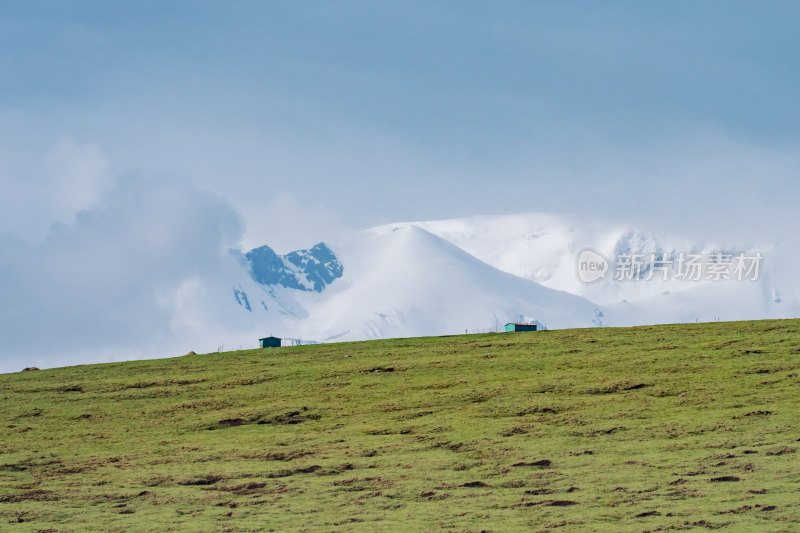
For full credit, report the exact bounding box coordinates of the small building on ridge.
[259,336,281,348]
[504,322,537,332]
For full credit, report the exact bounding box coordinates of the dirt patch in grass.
[734,410,772,418]
[313,464,354,476]
[119,378,207,391]
[586,381,651,394]
[586,426,626,436]
[0,463,28,472]
[501,425,529,437]
[13,408,44,420]
[264,465,325,479]
[332,477,391,492]
[765,446,796,456]
[295,465,322,474]
[546,500,579,507]
[57,385,84,393]
[397,410,433,420]
[515,406,558,416]
[718,504,778,515]
[218,418,245,427]
[745,367,787,374]
[177,474,222,486]
[512,459,552,468]
[216,482,269,496]
[420,490,450,500]
[365,366,395,373]
[208,408,321,430]
[259,409,321,425]
[685,519,731,529]
[368,426,416,436]
[240,450,312,461]
[0,489,60,503]
[461,481,488,488]
[524,488,554,495]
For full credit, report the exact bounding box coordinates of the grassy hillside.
[1,320,799,532]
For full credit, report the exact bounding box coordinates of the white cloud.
[0,138,111,240]
[0,171,244,373]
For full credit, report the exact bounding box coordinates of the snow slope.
[281,226,602,342]
[373,213,691,303]
[372,212,798,324]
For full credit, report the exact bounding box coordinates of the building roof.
[505,322,536,326]
[259,336,281,341]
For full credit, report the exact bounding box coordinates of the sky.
[1,1,799,370]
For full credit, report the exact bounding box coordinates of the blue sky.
[2,1,799,246]
[1,2,800,370]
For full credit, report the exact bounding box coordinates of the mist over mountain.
[226,212,796,352]
[3,201,794,375]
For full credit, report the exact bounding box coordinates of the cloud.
[0,169,244,373]
[0,138,112,240]
[236,192,351,254]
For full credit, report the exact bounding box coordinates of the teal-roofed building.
[504,323,537,332]
[259,336,281,348]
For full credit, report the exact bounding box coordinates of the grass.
[1,319,799,531]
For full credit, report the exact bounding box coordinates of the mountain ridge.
[225,212,797,351]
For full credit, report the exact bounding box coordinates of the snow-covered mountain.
[226,225,603,344]
[283,226,602,341]
[224,212,797,350]
[371,213,797,325]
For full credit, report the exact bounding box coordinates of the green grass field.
[1,319,799,532]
